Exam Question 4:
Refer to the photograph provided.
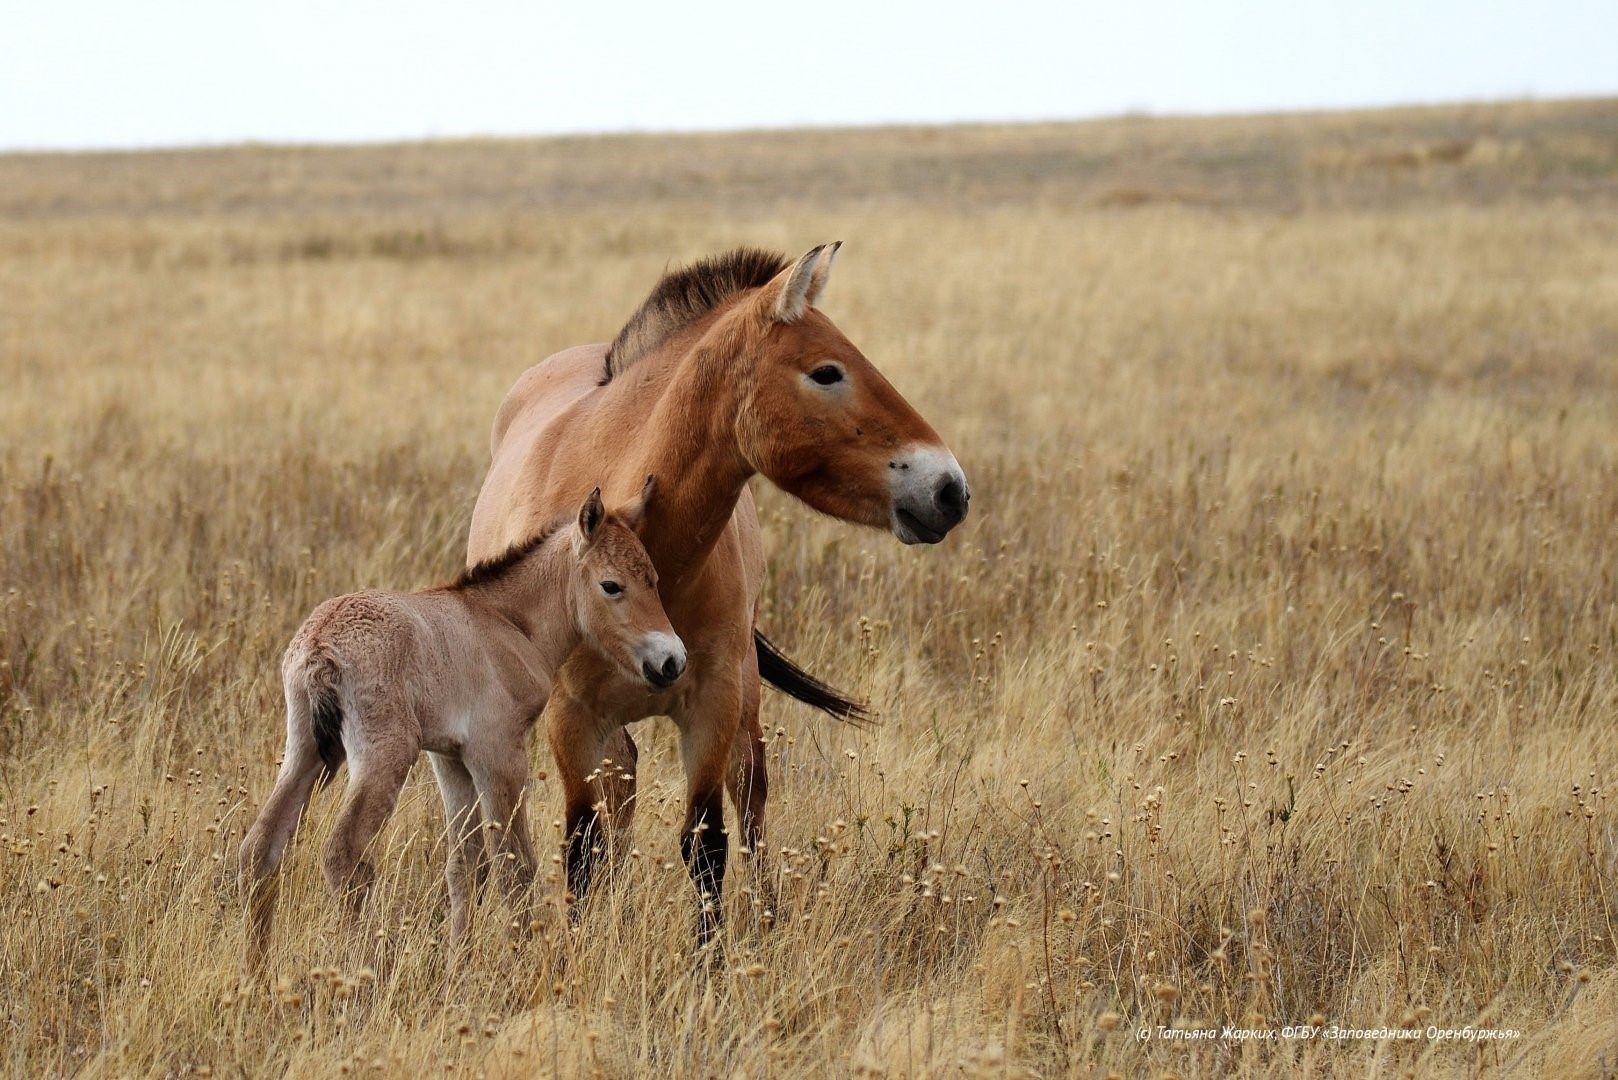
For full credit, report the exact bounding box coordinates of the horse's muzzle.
[635,632,687,688]
[889,446,970,545]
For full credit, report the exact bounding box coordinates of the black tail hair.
[754,630,872,726]
[310,687,346,787]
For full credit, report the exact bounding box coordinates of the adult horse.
[467,243,969,942]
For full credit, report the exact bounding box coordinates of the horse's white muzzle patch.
[888,445,970,545]
[635,632,687,688]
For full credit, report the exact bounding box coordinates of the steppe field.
[3,99,1618,1078]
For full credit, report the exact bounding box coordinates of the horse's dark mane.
[601,247,789,383]
[452,516,569,591]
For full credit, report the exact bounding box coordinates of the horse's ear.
[769,242,839,323]
[807,240,840,302]
[577,487,605,546]
[620,474,656,531]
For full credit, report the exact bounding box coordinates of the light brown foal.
[237,483,681,973]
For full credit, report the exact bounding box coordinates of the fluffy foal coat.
[238,484,681,972]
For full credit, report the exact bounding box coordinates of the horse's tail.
[754,630,872,726]
[297,654,347,788]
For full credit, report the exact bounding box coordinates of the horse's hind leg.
[238,739,324,975]
[726,653,778,927]
[726,652,768,856]
[429,752,486,965]
[322,740,414,925]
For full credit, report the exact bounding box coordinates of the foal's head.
[734,243,971,545]
[570,480,685,689]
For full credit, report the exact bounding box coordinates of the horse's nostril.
[935,477,967,522]
[645,652,684,686]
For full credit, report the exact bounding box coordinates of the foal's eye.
[600,581,623,597]
[808,364,844,386]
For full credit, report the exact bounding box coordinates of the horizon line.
[3,91,1612,159]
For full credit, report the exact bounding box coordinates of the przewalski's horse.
[467,244,969,944]
[238,483,681,973]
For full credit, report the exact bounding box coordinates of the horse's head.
[570,481,686,688]
[735,243,970,545]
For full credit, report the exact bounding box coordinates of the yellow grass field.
[2,99,1617,1077]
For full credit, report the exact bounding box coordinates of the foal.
[237,482,682,973]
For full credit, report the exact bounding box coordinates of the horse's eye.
[600,580,623,597]
[809,364,844,386]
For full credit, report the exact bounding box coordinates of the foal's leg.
[238,736,325,975]
[429,752,485,962]
[465,737,538,938]
[322,736,415,925]
[546,693,612,916]
[677,683,742,949]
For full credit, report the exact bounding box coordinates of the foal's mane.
[452,516,569,591]
[601,247,790,383]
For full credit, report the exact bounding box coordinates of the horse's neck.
[464,543,580,671]
[633,342,755,584]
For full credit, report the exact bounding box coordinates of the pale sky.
[3,1,1615,151]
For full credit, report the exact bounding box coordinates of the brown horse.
[467,244,968,943]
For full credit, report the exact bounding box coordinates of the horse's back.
[470,340,766,610]
[471,344,608,563]
[487,344,608,457]
[284,591,423,689]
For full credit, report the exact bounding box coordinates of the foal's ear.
[577,487,605,546]
[769,242,841,323]
[620,474,656,531]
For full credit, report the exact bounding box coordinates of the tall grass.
[2,100,1616,1076]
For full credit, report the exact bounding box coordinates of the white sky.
[3,1,1615,151]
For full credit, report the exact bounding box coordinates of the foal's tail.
[754,630,872,726]
[306,666,347,788]
[286,645,348,787]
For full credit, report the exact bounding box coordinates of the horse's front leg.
[545,690,612,918]
[675,674,743,949]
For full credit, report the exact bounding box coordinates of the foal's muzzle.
[889,446,970,545]
[636,632,687,688]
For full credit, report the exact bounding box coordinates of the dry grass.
[3,98,1617,1077]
